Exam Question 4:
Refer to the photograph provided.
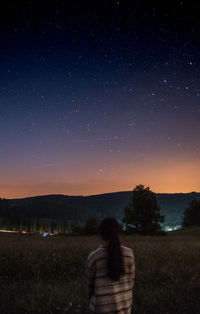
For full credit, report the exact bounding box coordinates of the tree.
[182,200,200,227]
[84,217,100,235]
[122,184,165,235]
[71,223,85,235]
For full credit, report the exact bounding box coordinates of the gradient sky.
[0,1,200,198]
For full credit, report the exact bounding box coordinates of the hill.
[8,191,200,228]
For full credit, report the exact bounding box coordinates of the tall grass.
[0,228,200,313]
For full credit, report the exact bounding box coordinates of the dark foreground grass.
[0,228,200,314]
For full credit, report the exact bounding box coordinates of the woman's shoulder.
[121,245,134,257]
[87,246,107,262]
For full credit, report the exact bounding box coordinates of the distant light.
[0,229,18,233]
[42,232,49,237]
[164,225,182,232]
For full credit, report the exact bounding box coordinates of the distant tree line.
[0,197,82,234]
[0,185,200,235]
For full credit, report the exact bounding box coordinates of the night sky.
[0,1,200,198]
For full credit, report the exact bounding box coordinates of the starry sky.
[0,1,200,198]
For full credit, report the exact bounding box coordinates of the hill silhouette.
[9,191,200,227]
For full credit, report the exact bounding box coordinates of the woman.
[86,217,135,314]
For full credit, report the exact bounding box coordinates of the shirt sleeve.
[130,250,135,289]
[85,253,96,300]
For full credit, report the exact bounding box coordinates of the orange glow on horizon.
[1,154,199,199]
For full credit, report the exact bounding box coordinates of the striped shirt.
[85,243,135,313]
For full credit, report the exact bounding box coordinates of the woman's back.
[86,242,135,313]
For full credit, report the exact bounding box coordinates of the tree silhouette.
[85,217,100,235]
[122,184,165,235]
[182,200,200,227]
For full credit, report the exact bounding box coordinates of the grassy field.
[0,228,200,314]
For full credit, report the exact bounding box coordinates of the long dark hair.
[99,217,125,281]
